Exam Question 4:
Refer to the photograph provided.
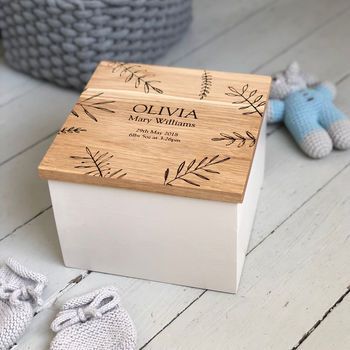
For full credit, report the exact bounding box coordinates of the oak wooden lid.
[39,61,271,203]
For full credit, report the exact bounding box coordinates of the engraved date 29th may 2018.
[129,128,181,143]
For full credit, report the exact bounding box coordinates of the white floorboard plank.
[0,82,78,165]
[300,295,350,350]
[0,59,41,107]
[0,137,53,240]
[143,164,350,350]
[250,126,350,251]
[16,273,203,349]
[257,8,350,82]
[0,209,83,300]
[158,0,279,65]
[171,0,350,72]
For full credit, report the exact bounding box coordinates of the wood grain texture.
[39,62,271,202]
[143,164,350,350]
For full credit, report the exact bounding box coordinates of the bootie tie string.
[0,283,44,306]
[51,289,120,332]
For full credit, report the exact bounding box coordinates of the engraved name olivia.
[129,104,197,127]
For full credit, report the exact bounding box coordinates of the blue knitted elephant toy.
[266,62,350,158]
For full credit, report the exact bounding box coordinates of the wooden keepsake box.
[39,61,271,293]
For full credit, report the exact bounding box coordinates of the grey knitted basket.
[0,0,192,90]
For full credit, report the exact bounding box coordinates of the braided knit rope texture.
[0,0,192,90]
[50,286,137,350]
[0,258,48,350]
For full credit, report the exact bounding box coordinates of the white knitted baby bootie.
[50,286,137,350]
[0,257,48,350]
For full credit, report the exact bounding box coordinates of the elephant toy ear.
[300,71,319,87]
[285,61,300,79]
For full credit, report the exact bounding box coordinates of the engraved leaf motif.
[92,106,115,113]
[187,159,196,171]
[208,154,219,164]
[152,86,164,94]
[211,137,225,142]
[126,73,133,82]
[254,95,263,103]
[193,173,210,180]
[180,178,200,186]
[164,155,230,187]
[177,161,185,175]
[164,168,169,184]
[112,62,163,94]
[197,157,208,167]
[211,156,230,164]
[199,70,213,100]
[225,93,240,98]
[203,168,220,174]
[249,90,257,97]
[71,147,127,179]
[246,131,255,141]
[211,131,256,148]
[226,83,266,117]
[82,107,97,122]
[72,92,116,122]
[58,127,87,135]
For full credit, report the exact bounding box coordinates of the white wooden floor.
[1,0,350,348]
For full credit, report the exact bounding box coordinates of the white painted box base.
[49,123,265,293]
